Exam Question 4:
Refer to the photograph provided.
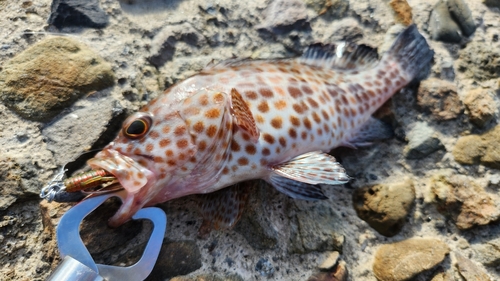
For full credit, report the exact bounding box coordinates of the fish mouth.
[87,149,156,194]
[87,149,159,227]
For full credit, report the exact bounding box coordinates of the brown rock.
[373,238,450,281]
[453,125,500,169]
[417,78,464,120]
[389,0,413,26]
[353,178,415,237]
[454,252,492,281]
[430,173,500,229]
[0,37,114,121]
[463,88,496,127]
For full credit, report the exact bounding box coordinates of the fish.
[88,25,433,228]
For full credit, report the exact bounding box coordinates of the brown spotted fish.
[88,25,433,228]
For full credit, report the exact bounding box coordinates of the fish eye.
[123,115,152,139]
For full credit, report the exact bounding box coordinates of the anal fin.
[268,174,327,200]
[197,181,254,238]
[272,151,350,185]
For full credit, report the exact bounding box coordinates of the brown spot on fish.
[288,86,302,98]
[307,97,319,108]
[259,88,274,98]
[159,139,171,148]
[222,167,229,175]
[165,150,174,157]
[255,114,265,124]
[321,109,329,120]
[257,101,270,113]
[206,125,217,138]
[328,88,338,98]
[301,131,307,140]
[274,100,287,110]
[290,116,300,126]
[193,122,204,133]
[279,137,287,147]
[262,148,271,156]
[245,90,258,100]
[198,141,207,151]
[176,139,188,149]
[149,131,159,139]
[245,144,256,155]
[237,157,249,166]
[303,117,312,130]
[302,85,313,95]
[312,112,321,124]
[162,125,171,134]
[289,128,297,139]
[174,125,186,136]
[205,108,221,119]
[270,117,283,129]
[263,133,275,144]
[231,141,240,152]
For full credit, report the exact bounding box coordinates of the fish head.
[88,88,234,226]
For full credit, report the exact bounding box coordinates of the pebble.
[48,0,109,29]
[416,78,464,121]
[453,125,500,169]
[463,88,496,127]
[0,37,114,121]
[404,122,444,159]
[389,0,413,26]
[430,173,500,229]
[318,251,340,270]
[373,238,449,281]
[353,178,415,237]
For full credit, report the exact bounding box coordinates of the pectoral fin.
[230,88,260,142]
[271,151,350,185]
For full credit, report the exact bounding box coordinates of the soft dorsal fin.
[271,151,350,185]
[230,88,260,142]
[299,42,379,70]
[197,182,253,237]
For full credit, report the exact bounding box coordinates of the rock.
[41,98,126,167]
[430,272,454,281]
[389,0,413,26]
[256,0,308,34]
[288,200,344,254]
[308,260,348,281]
[373,238,450,281]
[170,274,244,281]
[148,23,207,68]
[430,172,500,229]
[234,183,278,250]
[463,88,496,127]
[453,125,500,169]
[453,252,492,281]
[318,251,340,270]
[417,78,464,121]
[472,237,500,266]
[0,37,114,121]
[482,0,500,8]
[404,122,444,159]
[429,0,462,43]
[48,0,109,29]
[353,178,415,237]
[447,0,476,37]
[146,241,202,281]
[303,0,349,18]
[255,258,274,277]
[458,40,500,81]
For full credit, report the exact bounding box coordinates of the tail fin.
[386,25,434,80]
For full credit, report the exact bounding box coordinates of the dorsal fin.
[299,42,379,70]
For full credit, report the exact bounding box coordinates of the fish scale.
[88,25,433,229]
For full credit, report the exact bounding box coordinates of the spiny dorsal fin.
[299,42,379,70]
[230,88,260,142]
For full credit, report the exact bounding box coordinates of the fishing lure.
[40,167,118,202]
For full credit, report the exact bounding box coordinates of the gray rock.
[353,178,415,237]
[256,0,308,34]
[459,40,500,81]
[234,183,278,250]
[48,0,109,29]
[255,258,275,277]
[429,0,462,43]
[404,122,444,159]
[146,241,202,281]
[454,252,492,281]
[170,274,244,281]
[288,200,344,254]
[472,238,500,266]
[482,0,500,8]
[447,0,476,36]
